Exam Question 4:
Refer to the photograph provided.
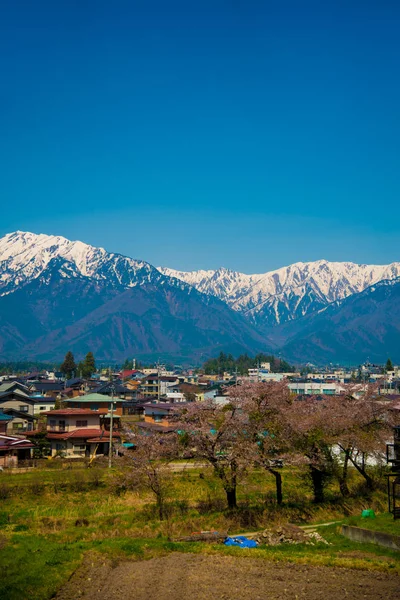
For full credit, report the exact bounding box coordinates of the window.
[73,444,86,451]
[153,414,164,423]
[58,420,66,431]
[13,422,23,430]
[91,404,99,410]
[56,443,65,451]
[19,405,28,412]
[40,406,46,411]
[76,420,88,427]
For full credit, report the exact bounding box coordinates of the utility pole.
[108,384,115,469]
[156,359,162,401]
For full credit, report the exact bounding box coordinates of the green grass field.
[0,460,398,600]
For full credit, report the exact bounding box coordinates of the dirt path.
[55,552,399,600]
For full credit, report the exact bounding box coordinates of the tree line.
[202,352,294,376]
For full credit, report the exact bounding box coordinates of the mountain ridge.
[0,232,270,361]
[159,260,400,326]
[1,230,400,363]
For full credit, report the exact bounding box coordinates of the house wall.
[0,453,18,468]
[33,402,56,415]
[0,398,34,416]
[49,439,98,458]
[7,418,34,433]
[47,413,99,432]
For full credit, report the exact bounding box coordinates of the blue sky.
[1,0,400,272]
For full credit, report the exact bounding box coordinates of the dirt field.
[55,552,400,600]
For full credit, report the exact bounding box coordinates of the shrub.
[0,483,12,500]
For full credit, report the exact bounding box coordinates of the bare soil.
[55,552,399,600]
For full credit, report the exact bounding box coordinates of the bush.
[0,483,12,500]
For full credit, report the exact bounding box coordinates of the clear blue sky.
[1,0,400,272]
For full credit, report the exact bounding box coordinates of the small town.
[1,351,400,600]
[1,353,400,467]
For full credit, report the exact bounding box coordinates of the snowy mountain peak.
[2,231,399,329]
[158,259,400,326]
[0,231,159,296]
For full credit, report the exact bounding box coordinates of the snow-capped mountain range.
[1,230,400,363]
[0,231,183,297]
[159,261,400,326]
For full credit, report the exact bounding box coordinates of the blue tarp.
[224,536,257,548]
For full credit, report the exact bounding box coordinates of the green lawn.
[345,512,400,536]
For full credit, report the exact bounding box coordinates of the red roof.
[0,434,35,449]
[43,408,99,416]
[47,428,103,440]
[46,428,121,440]
[121,369,139,379]
[88,433,121,442]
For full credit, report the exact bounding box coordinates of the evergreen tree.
[122,358,132,370]
[60,351,77,379]
[386,358,394,372]
[82,352,96,378]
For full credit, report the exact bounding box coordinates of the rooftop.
[65,393,126,403]
[46,428,121,440]
[43,408,100,415]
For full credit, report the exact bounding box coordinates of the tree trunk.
[347,453,376,491]
[339,450,350,497]
[310,466,325,503]
[268,468,283,505]
[226,487,237,509]
[156,493,165,520]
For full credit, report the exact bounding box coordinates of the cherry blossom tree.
[118,428,178,520]
[327,385,393,493]
[176,399,248,509]
[228,381,292,505]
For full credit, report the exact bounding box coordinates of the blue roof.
[0,413,13,421]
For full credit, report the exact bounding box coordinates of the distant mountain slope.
[270,278,400,364]
[159,261,400,326]
[0,233,270,361]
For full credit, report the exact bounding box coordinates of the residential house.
[64,393,126,416]
[0,381,31,396]
[64,378,86,396]
[137,403,180,433]
[43,408,120,458]
[288,382,345,395]
[30,395,56,415]
[139,375,180,398]
[29,381,64,398]
[0,387,37,433]
[164,392,187,403]
[0,434,34,468]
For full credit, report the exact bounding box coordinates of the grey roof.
[30,382,64,391]
[65,393,126,403]
[0,382,30,395]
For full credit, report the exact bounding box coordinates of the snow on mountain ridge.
[158,260,400,325]
[0,231,158,296]
[2,231,399,328]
